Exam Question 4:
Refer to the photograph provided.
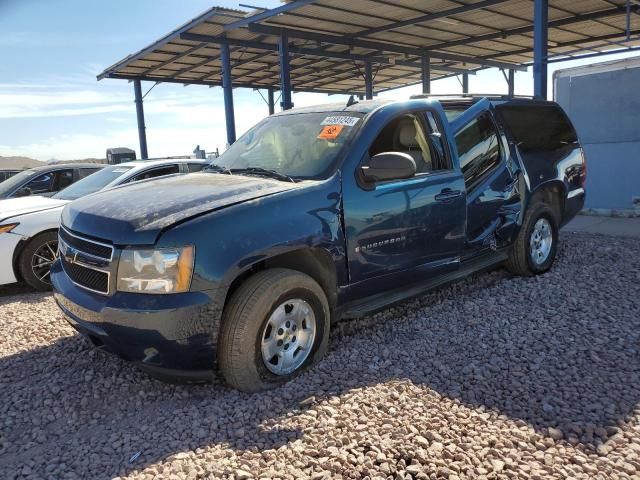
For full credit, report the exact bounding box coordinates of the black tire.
[506,202,559,276]
[218,268,330,392]
[18,231,58,291]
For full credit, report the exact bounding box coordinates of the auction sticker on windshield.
[318,125,344,140]
[321,116,360,127]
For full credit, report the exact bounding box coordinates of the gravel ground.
[1,232,639,480]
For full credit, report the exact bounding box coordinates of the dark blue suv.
[51,96,585,391]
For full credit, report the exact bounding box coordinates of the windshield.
[214,112,362,179]
[0,169,35,196]
[53,165,133,200]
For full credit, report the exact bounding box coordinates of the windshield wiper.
[230,167,296,183]
[205,163,232,174]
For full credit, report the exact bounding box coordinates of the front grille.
[61,257,110,295]
[59,227,113,260]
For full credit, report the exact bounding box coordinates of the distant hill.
[0,156,106,170]
[0,156,43,170]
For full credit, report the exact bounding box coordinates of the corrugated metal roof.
[98,0,640,95]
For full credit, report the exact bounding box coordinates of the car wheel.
[18,231,58,291]
[505,202,559,276]
[218,268,330,392]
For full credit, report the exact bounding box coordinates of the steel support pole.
[364,61,373,100]
[508,69,515,97]
[533,0,549,99]
[267,87,275,115]
[133,80,148,159]
[462,73,469,94]
[220,42,236,145]
[279,33,293,110]
[421,55,431,94]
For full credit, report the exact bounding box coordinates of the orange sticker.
[317,124,344,140]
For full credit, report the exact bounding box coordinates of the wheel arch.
[528,181,565,226]
[223,247,338,314]
[12,228,59,282]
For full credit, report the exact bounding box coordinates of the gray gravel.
[1,232,639,480]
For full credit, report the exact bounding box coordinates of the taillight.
[580,149,587,188]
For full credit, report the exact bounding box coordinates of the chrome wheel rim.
[261,299,316,375]
[530,218,553,265]
[31,240,58,284]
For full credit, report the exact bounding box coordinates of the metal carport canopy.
[97,0,640,153]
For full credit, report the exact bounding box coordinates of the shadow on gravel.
[1,234,639,477]
[0,283,37,299]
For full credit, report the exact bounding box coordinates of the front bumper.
[0,232,22,285]
[51,260,221,381]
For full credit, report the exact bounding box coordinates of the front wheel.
[506,203,559,276]
[18,231,59,290]
[218,268,330,392]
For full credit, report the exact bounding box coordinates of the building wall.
[555,59,640,211]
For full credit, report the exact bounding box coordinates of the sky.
[0,0,638,161]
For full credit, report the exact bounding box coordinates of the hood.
[0,196,69,223]
[61,173,302,245]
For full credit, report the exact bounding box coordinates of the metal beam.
[279,33,293,110]
[421,55,431,94]
[533,0,548,99]
[246,24,527,72]
[223,0,317,31]
[106,73,360,96]
[430,5,634,51]
[267,87,275,115]
[508,69,515,97]
[364,61,373,100]
[180,32,471,74]
[220,42,236,145]
[352,0,509,38]
[462,73,469,94]
[133,80,148,159]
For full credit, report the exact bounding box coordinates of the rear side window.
[130,164,180,182]
[497,104,577,152]
[78,168,101,179]
[455,113,501,189]
[187,163,205,173]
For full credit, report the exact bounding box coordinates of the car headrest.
[397,120,418,148]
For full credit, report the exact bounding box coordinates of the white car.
[0,158,208,290]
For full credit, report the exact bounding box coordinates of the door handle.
[435,188,462,202]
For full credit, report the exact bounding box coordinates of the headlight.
[117,246,194,294]
[0,223,19,234]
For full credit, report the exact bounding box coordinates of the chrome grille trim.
[58,229,114,296]
[60,226,114,262]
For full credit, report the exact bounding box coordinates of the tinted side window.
[131,165,180,182]
[78,168,101,179]
[25,172,55,194]
[187,163,205,173]
[455,113,501,189]
[497,104,577,152]
[54,169,75,190]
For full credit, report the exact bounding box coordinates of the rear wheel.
[18,231,58,290]
[218,268,330,392]
[506,203,558,276]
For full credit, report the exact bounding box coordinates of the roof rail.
[409,93,537,100]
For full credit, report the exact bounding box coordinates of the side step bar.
[340,250,508,319]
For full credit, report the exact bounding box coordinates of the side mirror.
[360,152,416,182]
[14,187,32,198]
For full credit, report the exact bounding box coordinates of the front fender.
[157,174,346,309]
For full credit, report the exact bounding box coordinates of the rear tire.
[506,202,558,276]
[218,268,330,392]
[18,231,58,291]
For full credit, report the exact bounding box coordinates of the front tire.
[18,231,58,291]
[218,268,330,392]
[506,202,558,276]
